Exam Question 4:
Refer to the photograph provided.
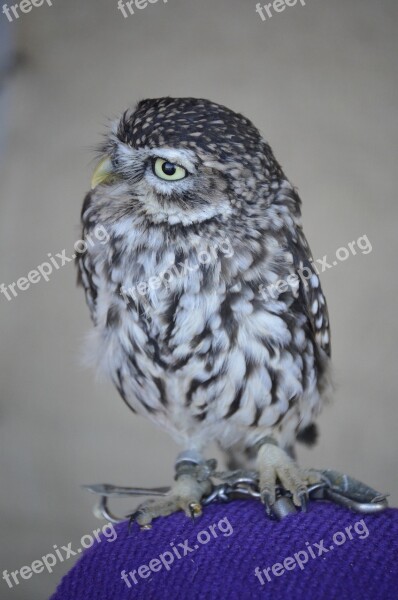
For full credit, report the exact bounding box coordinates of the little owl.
[77,97,331,526]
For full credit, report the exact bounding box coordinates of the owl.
[77,97,331,526]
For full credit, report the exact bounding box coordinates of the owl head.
[89,97,287,229]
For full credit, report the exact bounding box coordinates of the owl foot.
[257,440,321,516]
[129,459,214,529]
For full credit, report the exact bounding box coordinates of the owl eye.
[153,158,188,181]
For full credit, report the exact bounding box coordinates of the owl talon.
[298,490,308,512]
[189,503,202,519]
[260,488,275,515]
[128,470,211,528]
[257,442,314,518]
[128,509,146,531]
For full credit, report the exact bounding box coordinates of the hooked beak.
[91,157,116,189]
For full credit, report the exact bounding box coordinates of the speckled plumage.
[77,97,331,461]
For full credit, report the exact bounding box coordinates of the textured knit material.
[51,500,398,600]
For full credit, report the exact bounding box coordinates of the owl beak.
[91,157,115,189]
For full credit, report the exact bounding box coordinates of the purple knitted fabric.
[51,500,398,600]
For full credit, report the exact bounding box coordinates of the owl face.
[90,97,282,228]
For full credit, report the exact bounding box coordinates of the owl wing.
[76,249,98,324]
[293,227,331,358]
[76,194,99,324]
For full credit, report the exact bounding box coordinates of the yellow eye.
[153,158,188,181]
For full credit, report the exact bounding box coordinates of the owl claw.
[189,502,202,519]
[298,489,308,512]
[128,509,147,532]
[257,442,314,518]
[128,474,211,528]
[261,490,275,517]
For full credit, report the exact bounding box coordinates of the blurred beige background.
[0,0,397,597]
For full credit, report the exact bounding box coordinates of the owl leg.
[130,451,213,529]
[256,437,320,515]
